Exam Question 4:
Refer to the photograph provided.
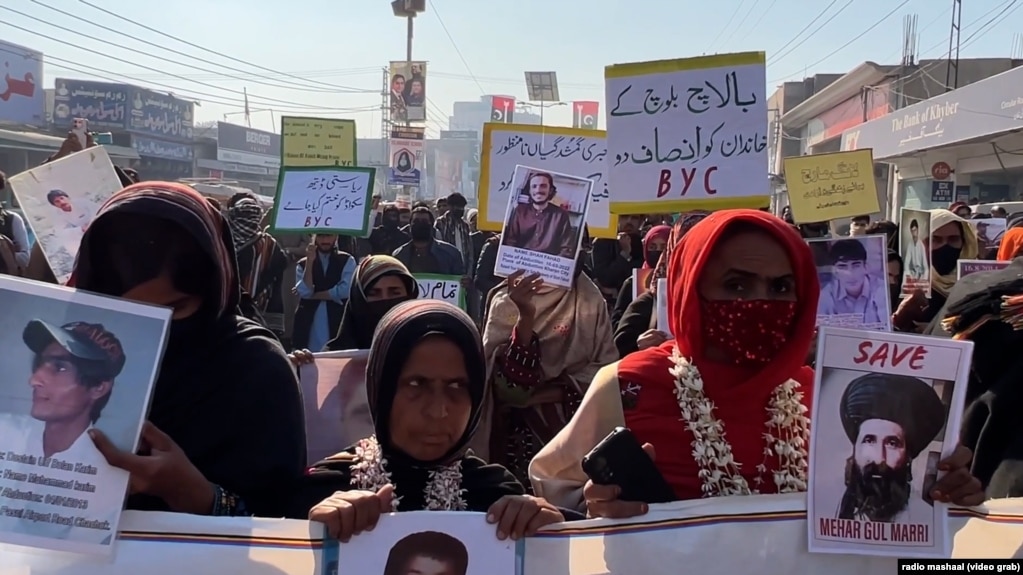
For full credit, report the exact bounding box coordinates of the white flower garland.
[669,346,810,497]
[349,436,467,511]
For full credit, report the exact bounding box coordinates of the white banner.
[4,494,1023,574]
[298,350,372,463]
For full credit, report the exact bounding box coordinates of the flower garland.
[668,346,810,497]
[349,436,467,511]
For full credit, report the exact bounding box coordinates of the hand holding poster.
[899,208,931,297]
[0,276,171,555]
[415,273,466,310]
[479,124,617,238]
[604,52,768,214]
[8,147,122,284]
[271,166,375,235]
[807,235,892,331]
[783,150,879,224]
[297,351,371,463]
[494,166,593,289]
[808,327,972,558]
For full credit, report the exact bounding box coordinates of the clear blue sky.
[0,0,1019,137]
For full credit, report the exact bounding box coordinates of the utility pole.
[391,0,425,202]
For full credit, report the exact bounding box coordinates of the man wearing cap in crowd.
[0,320,127,545]
[817,239,889,328]
[836,373,947,523]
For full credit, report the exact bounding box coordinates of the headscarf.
[226,198,264,250]
[69,182,306,516]
[326,255,419,350]
[367,300,488,467]
[641,225,671,269]
[928,208,979,297]
[998,228,1023,261]
[650,211,709,289]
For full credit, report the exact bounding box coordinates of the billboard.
[388,128,424,186]
[216,121,281,168]
[53,79,129,130]
[388,61,426,123]
[0,40,44,126]
[128,87,194,142]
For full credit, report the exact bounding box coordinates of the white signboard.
[270,166,376,235]
[415,273,466,310]
[656,278,669,331]
[480,123,617,239]
[604,51,769,214]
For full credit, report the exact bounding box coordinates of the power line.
[742,0,782,41]
[74,0,375,94]
[768,0,912,83]
[429,0,486,95]
[707,0,751,53]
[767,0,842,63]
[770,0,856,65]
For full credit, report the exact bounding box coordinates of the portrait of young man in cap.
[836,373,946,523]
[0,319,126,545]
[816,238,889,328]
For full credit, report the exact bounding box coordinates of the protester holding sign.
[67,182,306,518]
[292,301,565,542]
[529,210,983,517]
[326,255,419,351]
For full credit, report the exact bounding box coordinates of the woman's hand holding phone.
[583,443,656,519]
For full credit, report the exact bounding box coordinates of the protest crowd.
[4,10,1023,572]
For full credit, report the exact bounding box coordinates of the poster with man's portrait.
[968,217,1006,255]
[388,61,427,123]
[807,327,972,558]
[336,512,515,575]
[494,165,593,289]
[807,234,891,331]
[898,208,931,298]
[0,276,171,555]
[299,350,371,463]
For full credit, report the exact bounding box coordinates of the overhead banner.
[2,495,1023,573]
[388,127,424,187]
[572,101,599,130]
[0,40,44,126]
[388,61,427,123]
[491,96,515,123]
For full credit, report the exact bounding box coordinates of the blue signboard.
[128,87,194,142]
[0,40,45,126]
[53,78,129,130]
[931,181,953,203]
[132,136,194,162]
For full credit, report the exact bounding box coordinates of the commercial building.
[193,122,280,196]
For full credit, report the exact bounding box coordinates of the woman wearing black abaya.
[69,182,306,517]
[290,300,565,541]
[326,255,419,350]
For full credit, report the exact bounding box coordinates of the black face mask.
[889,284,902,308]
[410,221,433,241]
[449,207,464,219]
[645,250,662,268]
[931,245,962,276]
[364,297,408,326]
[382,214,400,228]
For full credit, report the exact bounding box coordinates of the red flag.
[572,101,599,129]
[491,96,515,123]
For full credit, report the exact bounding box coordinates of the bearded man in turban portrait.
[837,373,947,523]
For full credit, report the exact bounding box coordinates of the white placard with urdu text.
[271,166,375,235]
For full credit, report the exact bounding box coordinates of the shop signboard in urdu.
[131,136,194,162]
[127,87,194,142]
[0,40,45,126]
[216,121,281,168]
[52,79,129,130]
[841,65,1023,159]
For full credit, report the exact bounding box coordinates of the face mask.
[645,250,662,268]
[364,297,408,325]
[931,245,962,276]
[449,207,465,219]
[701,299,797,367]
[889,284,902,309]
[383,214,399,227]
[410,221,433,241]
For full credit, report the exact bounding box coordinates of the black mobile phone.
[581,427,675,505]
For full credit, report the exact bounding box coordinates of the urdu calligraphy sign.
[128,88,193,142]
[604,51,769,214]
[53,79,129,130]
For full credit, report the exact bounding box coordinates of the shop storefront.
[127,87,195,181]
[842,65,1023,214]
[200,122,279,196]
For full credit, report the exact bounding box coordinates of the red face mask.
[701,299,797,367]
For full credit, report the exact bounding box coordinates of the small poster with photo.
[0,275,172,555]
[336,512,516,575]
[807,327,972,558]
[298,350,371,464]
[807,234,892,331]
[969,218,1007,255]
[899,208,931,298]
[494,165,593,289]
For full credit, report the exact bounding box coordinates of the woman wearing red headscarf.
[529,209,984,515]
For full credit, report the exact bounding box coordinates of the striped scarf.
[83,181,236,317]
[227,199,264,251]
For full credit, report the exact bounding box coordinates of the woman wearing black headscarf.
[69,181,306,517]
[290,300,565,541]
[326,255,419,350]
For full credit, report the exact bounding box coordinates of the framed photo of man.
[807,327,971,559]
[807,234,892,331]
[494,165,593,289]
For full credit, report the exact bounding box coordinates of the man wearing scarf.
[226,198,288,336]
[434,193,477,317]
[293,234,355,352]
[369,204,411,256]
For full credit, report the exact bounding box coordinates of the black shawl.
[71,182,307,517]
